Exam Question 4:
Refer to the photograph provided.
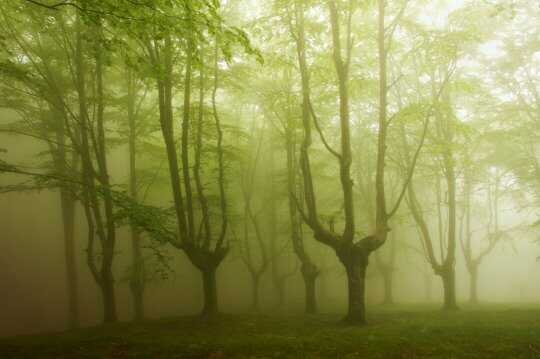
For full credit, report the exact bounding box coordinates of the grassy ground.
[1,304,540,358]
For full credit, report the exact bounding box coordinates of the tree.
[0,4,83,327]
[286,0,428,324]
[238,121,271,312]
[112,0,257,318]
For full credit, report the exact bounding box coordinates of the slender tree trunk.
[441,267,458,310]
[100,223,117,322]
[439,82,458,312]
[201,267,218,317]
[101,269,117,323]
[375,0,388,237]
[425,269,433,302]
[301,265,318,314]
[60,191,79,329]
[250,273,261,312]
[96,39,117,324]
[181,21,195,239]
[54,99,79,329]
[275,278,285,309]
[130,231,145,321]
[127,68,145,321]
[442,171,458,311]
[469,265,478,304]
[376,237,396,306]
[382,269,394,305]
[75,18,117,324]
[284,78,319,314]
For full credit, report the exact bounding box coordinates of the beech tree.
[284,0,433,323]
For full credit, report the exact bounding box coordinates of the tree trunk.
[469,265,478,304]
[129,231,144,321]
[274,278,285,309]
[425,270,433,302]
[127,67,145,322]
[131,282,144,321]
[250,273,261,312]
[382,270,394,305]
[302,268,318,314]
[201,267,218,317]
[60,191,79,329]
[100,272,117,323]
[342,256,368,324]
[441,267,458,310]
[101,238,117,323]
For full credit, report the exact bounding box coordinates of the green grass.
[1,304,540,358]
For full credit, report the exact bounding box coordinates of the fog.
[2,138,539,335]
[0,0,539,357]
[3,182,537,337]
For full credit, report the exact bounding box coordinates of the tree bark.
[127,67,145,322]
[100,269,117,323]
[424,268,433,302]
[375,235,396,306]
[150,32,229,321]
[60,190,79,329]
[250,273,261,312]
[343,260,368,324]
[96,28,117,324]
[469,265,478,304]
[53,96,80,329]
[301,264,318,314]
[274,278,285,309]
[129,231,145,321]
[201,267,218,318]
[338,247,369,324]
[283,67,319,314]
[381,269,394,305]
[441,267,458,310]
[74,17,117,324]
[181,17,195,239]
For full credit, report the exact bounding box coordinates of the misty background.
[0,0,539,340]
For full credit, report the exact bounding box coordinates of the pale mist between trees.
[0,0,539,341]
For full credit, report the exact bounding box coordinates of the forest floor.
[1,304,540,358]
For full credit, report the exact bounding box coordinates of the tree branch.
[307,97,342,159]
[387,64,456,219]
[22,0,82,11]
